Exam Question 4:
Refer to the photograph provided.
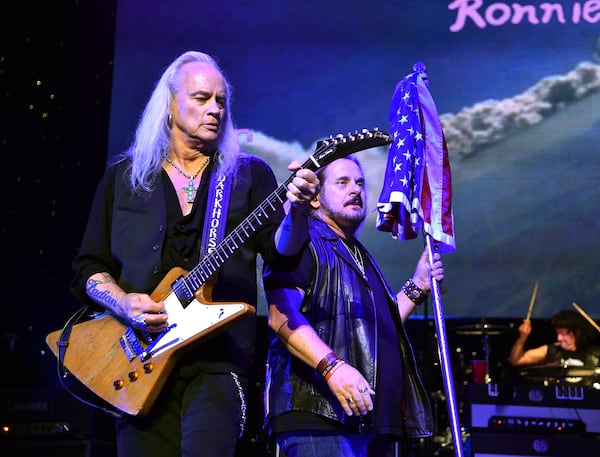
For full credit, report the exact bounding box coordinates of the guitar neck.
[179,128,392,299]
[188,182,289,288]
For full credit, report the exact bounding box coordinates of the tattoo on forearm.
[87,276,122,313]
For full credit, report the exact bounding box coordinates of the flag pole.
[375,60,460,453]
[425,234,465,457]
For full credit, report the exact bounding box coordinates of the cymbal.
[519,364,600,380]
[565,367,600,377]
[453,323,512,336]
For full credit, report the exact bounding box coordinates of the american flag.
[376,63,456,253]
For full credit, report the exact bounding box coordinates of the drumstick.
[525,280,539,320]
[572,302,600,334]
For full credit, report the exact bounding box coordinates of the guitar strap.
[57,305,89,364]
[55,305,124,417]
[200,169,231,257]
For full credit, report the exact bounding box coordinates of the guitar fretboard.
[171,128,392,305]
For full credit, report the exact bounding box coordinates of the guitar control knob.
[128,371,139,382]
[113,379,124,390]
[143,363,154,373]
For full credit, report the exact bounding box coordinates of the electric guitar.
[46,128,392,416]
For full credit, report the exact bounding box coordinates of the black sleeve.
[262,244,314,292]
[69,164,121,306]
[245,155,306,271]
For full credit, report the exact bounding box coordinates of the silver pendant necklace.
[341,239,365,275]
[166,156,210,203]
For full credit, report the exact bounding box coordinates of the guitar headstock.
[309,128,392,171]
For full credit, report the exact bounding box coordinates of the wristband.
[402,278,427,305]
[316,351,346,381]
[324,360,346,382]
[316,352,340,376]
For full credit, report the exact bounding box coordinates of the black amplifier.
[464,383,600,434]
[0,387,116,457]
[468,430,600,456]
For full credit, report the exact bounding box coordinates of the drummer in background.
[508,309,600,371]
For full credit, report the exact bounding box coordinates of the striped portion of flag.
[376,66,455,253]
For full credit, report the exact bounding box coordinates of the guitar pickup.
[171,276,195,308]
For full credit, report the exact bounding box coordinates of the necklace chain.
[166,156,210,203]
[341,239,365,275]
[166,156,210,180]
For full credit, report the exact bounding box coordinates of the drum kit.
[424,283,600,456]
[449,315,600,386]
[451,318,514,385]
[517,363,600,385]
[448,282,600,388]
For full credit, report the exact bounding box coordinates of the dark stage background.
[1,1,116,389]
[1,1,600,455]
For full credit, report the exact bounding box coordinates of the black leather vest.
[265,218,433,438]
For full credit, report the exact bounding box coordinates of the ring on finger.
[347,397,354,404]
[358,387,369,393]
[132,313,146,326]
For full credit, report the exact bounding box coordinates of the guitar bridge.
[120,327,146,362]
